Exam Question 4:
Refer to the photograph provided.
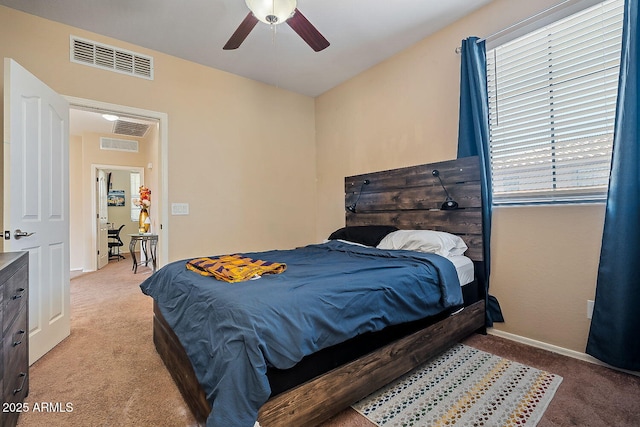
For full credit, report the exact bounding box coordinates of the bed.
[142,156,487,426]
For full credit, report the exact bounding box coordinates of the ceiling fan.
[223,0,330,52]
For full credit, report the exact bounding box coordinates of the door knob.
[14,229,35,240]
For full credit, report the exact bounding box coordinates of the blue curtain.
[457,36,503,327]
[586,0,639,371]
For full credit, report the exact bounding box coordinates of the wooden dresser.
[1,252,29,427]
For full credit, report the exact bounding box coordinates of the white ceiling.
[0,0,494,97]
[69,109,158,137]
[69,109,117,136]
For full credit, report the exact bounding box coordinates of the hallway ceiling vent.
[70,36,154,80]
[113,120,150,137]
[100,137,139,153]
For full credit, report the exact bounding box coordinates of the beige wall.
[491,204,605,351]
[1,6,318,263]
[314,0,605,353]
[69,135,83,269]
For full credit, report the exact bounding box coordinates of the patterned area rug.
[352,343,562,427]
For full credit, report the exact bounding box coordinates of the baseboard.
[488,328,639,377]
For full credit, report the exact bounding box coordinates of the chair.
[108,225,126,261]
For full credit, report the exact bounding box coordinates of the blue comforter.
[140,240,463,427]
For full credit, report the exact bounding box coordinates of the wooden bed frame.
[152,156,486,426]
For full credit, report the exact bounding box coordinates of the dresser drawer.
[0,252,28,427]
[3,305,28,386]
[2,371,28,427]
[2,264,27,335]
[2,337,29,410]
[0,287,4,332]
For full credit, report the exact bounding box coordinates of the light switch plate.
[171,203,189,215]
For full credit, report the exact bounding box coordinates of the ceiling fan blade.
[286,8,330,52]
[223,12,259,50]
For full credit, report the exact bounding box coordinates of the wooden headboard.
[345,156,483,261]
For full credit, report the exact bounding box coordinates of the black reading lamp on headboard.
[346,179,370,213]
[432,170,459,210]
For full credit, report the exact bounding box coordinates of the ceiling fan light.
[245,0,296,25]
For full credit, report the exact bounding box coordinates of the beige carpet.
[17,257,198,427]
[16,257,640,427]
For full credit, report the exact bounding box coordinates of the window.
[486,0,623,204]
[130,172,141,221]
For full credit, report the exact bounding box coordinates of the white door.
[3,58,70,365]
[97,169,109,269]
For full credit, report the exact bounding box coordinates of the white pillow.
[377,230,468,257]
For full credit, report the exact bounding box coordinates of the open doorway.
[95,165,146,269]
[67,98,167,272]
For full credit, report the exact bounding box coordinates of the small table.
[128,234,158,273]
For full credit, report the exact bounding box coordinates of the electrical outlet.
[587,300,595,319]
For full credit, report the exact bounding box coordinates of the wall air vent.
[70,36,154,80]
[100,137,139,153]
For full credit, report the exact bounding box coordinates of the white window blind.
[487,0,623,204]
